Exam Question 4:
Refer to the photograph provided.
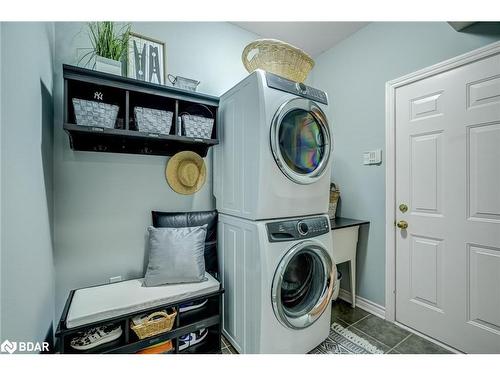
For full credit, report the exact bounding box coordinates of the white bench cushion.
[66,273,219,329]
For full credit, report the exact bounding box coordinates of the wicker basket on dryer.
[241,39,315,83]
[328,183,340,219]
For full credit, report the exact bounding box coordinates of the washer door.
[270,98,331,185]
[272,241,335,329]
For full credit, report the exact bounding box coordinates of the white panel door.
[395,51,500,353]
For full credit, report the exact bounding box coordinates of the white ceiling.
[232,22,369,57]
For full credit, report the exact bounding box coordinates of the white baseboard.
[337,288,386,319]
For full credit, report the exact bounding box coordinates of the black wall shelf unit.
[63,64,219,157]
[56,287,224,354]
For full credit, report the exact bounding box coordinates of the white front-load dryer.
[214,70,333,220]
[218,213,337,354]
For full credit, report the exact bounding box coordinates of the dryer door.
[272,240,336,329]
[270,98,331,185]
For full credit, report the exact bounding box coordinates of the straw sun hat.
[165,151,206,195]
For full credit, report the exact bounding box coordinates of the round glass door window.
[271,99,331,185]
[279,110,326,174]
[272,242,335,329]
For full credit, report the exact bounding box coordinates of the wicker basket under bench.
[56,285,224,354]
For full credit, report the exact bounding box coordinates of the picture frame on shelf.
[127,32,166,85]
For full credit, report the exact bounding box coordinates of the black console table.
[329,217,369,308]
[330,217,370,231]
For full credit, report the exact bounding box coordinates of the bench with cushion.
[56,210,223,354]
[65,273,220,329]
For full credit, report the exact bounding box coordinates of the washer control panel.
[267,216,330,242]
[265,72,328,105]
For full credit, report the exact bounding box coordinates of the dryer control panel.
[266,216,330,242]
[265,72,328,105]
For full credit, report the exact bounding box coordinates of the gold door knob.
[396,220,408,229]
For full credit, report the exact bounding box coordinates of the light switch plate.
[363,149,382,165]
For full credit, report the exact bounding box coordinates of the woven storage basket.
[242,39,315,83]
[134,107,173,135]
[131,309,177,340]
[72,98,119,129]
[328,183,340,219]
[181,114,214,139]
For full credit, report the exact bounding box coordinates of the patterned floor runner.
[310,323,384,354]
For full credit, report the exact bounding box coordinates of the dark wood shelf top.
[64,123,219,146]
[63,64,219,106]
[330,217,370,231]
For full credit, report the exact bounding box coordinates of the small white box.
[363,149,382,165]
[109,276,122,284]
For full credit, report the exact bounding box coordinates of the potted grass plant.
[80,22,131,76]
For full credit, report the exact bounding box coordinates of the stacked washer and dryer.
[214,70,337,354]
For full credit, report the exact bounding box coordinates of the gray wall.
[0,22,55,344]
[53,22,258,316]
[312,22,500,306]
[0,22,3,342]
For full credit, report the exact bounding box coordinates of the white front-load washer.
[214,70,333,220]
[218,213,336,354]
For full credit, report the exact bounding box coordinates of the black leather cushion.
[151,210,218,279]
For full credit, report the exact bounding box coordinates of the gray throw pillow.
[144,225,208,287]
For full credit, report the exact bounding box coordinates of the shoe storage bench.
[63,64,219,157]
[55,287,224,354]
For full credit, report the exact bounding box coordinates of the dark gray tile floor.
[220,299,452,354]
[330,299,451,354]
[349,314,410,349]
[390,332,451,354]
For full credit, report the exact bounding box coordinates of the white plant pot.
[95,55,122,76]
